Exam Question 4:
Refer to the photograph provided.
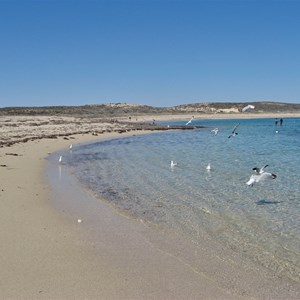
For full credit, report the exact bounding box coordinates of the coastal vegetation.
[1,101,300,117]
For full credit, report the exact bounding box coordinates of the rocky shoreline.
[0,115,200,148]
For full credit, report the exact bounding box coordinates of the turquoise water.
[65,117,300,282]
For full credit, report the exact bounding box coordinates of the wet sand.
[1,114,300,299]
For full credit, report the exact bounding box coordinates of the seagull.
[211,128,219,136]
[252,164,269,174]
[206,163,211,170]
[59,155,63,163]
[170,160,178,168]
[246,172,277,186]
[242,104,255,112]
[185,116,194,126]
[69,144,73,150]
[228,123,240,138]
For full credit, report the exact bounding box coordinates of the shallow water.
[63,117,300,282]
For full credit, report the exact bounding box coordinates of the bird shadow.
[256,199,282,206]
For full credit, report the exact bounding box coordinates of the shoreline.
[46,137,243,299]
[1,115,300,298]
[1,112,300,147]
[129,112,300,122]
[0,130,242,299]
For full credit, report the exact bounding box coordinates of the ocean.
[60,117,300,283]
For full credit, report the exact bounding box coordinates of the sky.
[0,0,300,107]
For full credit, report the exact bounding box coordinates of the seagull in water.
[185,116,194,126]
[170,160,178,168]
[59,155,63,163]
[228,123,240,138]
[69,144,73,150]
[252,164,269,174]
[206,163,211,171]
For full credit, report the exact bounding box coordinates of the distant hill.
[174,102,300,114]
[1,101,300,117]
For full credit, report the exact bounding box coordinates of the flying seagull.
[228,123,240,138]
[246,172,277,186]
[185,116,194,126]
[211,128,219,136]
[242,104,255,112]
[252,164,269,174]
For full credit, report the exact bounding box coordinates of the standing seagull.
[69,144,73,150]
[228,123,240,138]
[59,155,63,164]
[170,160,178,168]
[206,163,211,171]
[185,116,194,126]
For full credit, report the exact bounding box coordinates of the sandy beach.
[1,114,300,299]
[2,0,300,296]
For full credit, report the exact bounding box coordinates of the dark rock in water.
[256,199,282,205]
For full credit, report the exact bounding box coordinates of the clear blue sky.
[0,0,300,107]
